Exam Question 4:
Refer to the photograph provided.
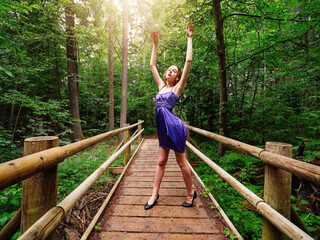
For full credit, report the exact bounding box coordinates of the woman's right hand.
[151,31,158,45]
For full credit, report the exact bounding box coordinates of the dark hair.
[162,65,182,86]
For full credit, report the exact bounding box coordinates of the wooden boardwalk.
[92,138,231,240]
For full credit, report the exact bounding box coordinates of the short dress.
[156,88,187,153]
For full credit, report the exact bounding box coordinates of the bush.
[0,125,22,163]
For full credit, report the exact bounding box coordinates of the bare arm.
[174,22,194,97]
[150,31,165,90]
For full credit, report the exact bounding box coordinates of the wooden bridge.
[0,120,319,240]
[91,136,229,239]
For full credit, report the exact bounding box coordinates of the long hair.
[162,65,182,86]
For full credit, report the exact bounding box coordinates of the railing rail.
[186,125,320,185]
[0,121,144,240]
[18,128,144,240]
[186,141,312,240]
[185,124,318,240]
[0,121,142,190]
[1,122,317,240]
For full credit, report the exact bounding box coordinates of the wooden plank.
[130,168,180,172]
[136,158,176,159]
[130,164,178,168]
[113,195,203,206]
[120,188,189,196]
[124,176,184,182]
[99,232,226,240]
[128,172,183,177]
[134,158,177,161]
[131,162,178,166]
[122,181,188,188]
[130,164,179,167]
[102,216,221,234]
[88,138,231,240]
[110,205,207,218]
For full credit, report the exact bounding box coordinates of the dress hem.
[158,145,185,153]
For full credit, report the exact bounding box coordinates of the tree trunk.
[54,39,62,100]
[66,1,82,142]
[9,103,15,131]
[120,0,128,135]
[11,105,22,140]
[108,0,115,131]
[9,59,20,132]
[212,0,227,157]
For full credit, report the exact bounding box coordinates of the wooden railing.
[0,120,144,240]
[185,124,320,240]
[1,121,318,240]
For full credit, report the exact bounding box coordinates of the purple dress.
[156,88,187,153]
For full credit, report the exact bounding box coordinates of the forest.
[1,0,319,239]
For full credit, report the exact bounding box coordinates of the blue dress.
[156,88,187,153]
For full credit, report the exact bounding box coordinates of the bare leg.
[147,148,170,205]
[174,151,194,203]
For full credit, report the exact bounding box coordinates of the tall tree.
[108,0,115,131]
[213,0,227,157]
[66,0,83,141]
[120,0,128,132]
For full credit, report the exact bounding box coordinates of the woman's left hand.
[186,22,194,38]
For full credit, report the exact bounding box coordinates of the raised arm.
[150,31,165,90]
[174,22,194,97]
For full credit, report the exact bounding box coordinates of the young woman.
[145,22,196,210]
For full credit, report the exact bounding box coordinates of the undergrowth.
[194,138,320,240]
[0,136,137,239]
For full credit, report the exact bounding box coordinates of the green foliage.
[0,140,124,235]
[0,66,13,77]
[195,147,265,239]
[224,227,237,240]
[0,125,22,163]
[196,159,263,239]
[95,222,102,231]
[293,138,320,163]
[196,138,320,239]
[0,183,22,233]
[57,142,114,198]
[1,0,320,238]
[1,0,320,151]
[291,195,320,235]
[2,90,72,143]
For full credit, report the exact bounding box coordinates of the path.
[92,137,231,239]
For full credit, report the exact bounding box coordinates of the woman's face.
[166,65,179,85]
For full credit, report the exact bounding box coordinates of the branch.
[224,13,314,23]
[226,21,320,69]
[226,39,287,69]
[189,1,212,16]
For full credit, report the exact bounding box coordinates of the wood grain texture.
[90,138,230,240]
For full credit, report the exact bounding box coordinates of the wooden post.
[124,124,130,165]
[184,121,191,162]
[262,142,292,240]
[138,120,142,145]
[21,136,59,240]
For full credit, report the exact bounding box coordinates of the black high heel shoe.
[182,191,197,207]
[144,194,159,210]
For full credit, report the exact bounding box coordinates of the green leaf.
[10,198,21,207]
[0,66,14,77]
[300,199,309,205]
[0,196,8,205]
